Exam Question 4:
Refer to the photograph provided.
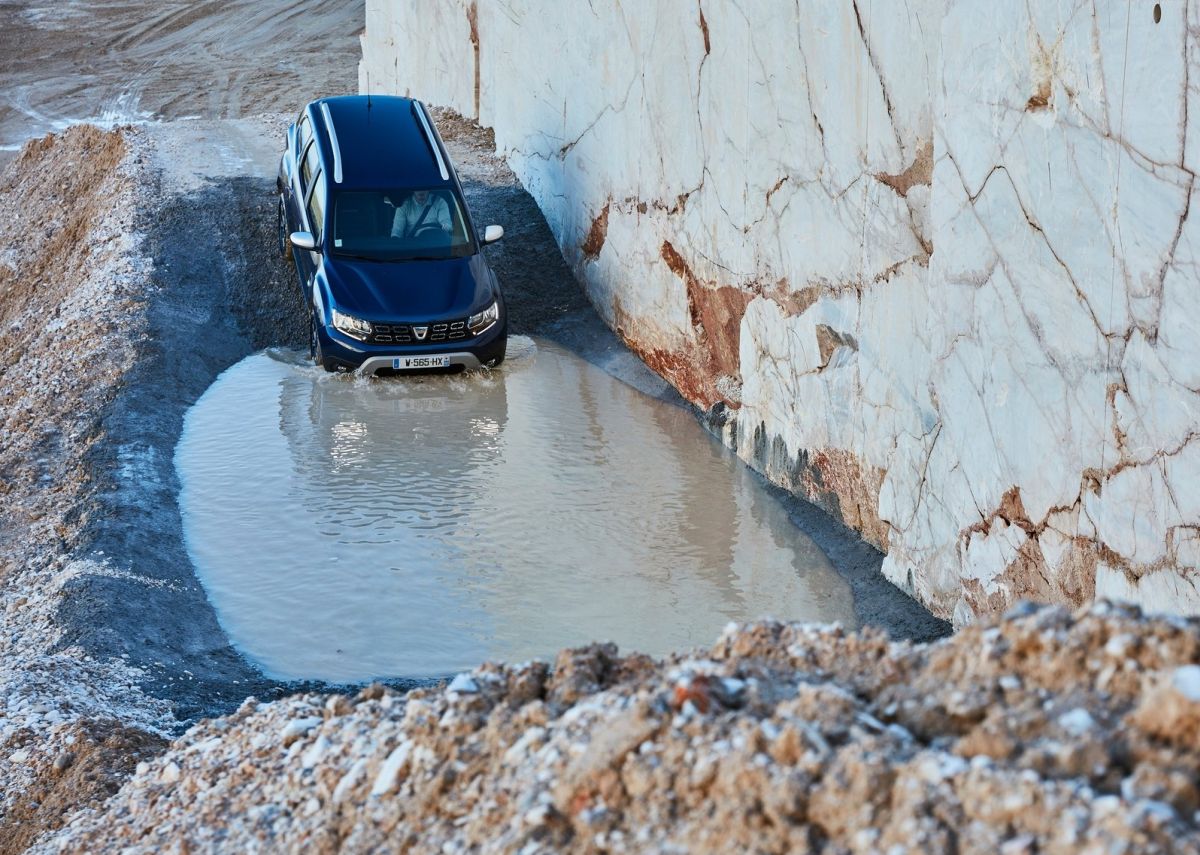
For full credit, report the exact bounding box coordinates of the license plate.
[394,355,451,370]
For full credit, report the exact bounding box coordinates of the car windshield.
[331,189,473,261]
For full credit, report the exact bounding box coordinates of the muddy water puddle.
[176,337,854,682]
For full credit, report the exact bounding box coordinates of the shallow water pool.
[175,337,855,682]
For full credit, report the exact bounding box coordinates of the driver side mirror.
[290,231,318,251]
[482,225,504,245]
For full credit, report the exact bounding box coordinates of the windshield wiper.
[334,252,383,262]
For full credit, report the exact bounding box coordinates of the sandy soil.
[0,0,363,169]
[0,720,164,855]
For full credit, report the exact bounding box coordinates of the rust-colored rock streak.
[466,2,481,120]
[611,297,717,407]
[657,240,753,408]
[581,201,610,260]
[874,138,933,197]
[800,448,890,551]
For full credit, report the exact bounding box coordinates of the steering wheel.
[412,223,445,237]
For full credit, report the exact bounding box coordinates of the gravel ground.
[29,603,1200,854]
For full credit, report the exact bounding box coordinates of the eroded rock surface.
[361,1,1200,625]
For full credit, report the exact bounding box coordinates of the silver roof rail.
[319,102,344,184]
[414,101,450,181]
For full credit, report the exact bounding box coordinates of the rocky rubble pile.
[33,604,1200,853]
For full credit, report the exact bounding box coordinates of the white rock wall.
[361,1,1200,624]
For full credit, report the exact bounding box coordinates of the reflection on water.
[175,337,855,682]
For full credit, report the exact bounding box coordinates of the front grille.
[369,323,413,344]
[367,318,472,345]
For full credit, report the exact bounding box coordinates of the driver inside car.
[387,189,452,238]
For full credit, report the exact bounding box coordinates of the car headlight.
[468,300,500,334]
[331,309,372,341]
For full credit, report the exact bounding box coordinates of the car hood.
[322,255,493,321]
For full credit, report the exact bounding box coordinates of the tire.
[311,314,335,372]
[483,329,507,368]
[277,194,291,261]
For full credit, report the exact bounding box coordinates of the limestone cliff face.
[361,1,1200,625]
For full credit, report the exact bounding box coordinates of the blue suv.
[277,96,506,373]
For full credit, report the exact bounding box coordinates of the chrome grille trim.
[366,317,475,346]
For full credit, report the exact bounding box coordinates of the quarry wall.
[361,1,1200,625]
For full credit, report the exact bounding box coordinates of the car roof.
[311,95,453,191]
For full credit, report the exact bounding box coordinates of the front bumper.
[357,352,484,374]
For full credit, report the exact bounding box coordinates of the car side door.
[289,132,323,297]
[284,112,312,218]
[283,113,317,264]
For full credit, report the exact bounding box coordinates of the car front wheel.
[310,315,335,373]
[481,327,507,368]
